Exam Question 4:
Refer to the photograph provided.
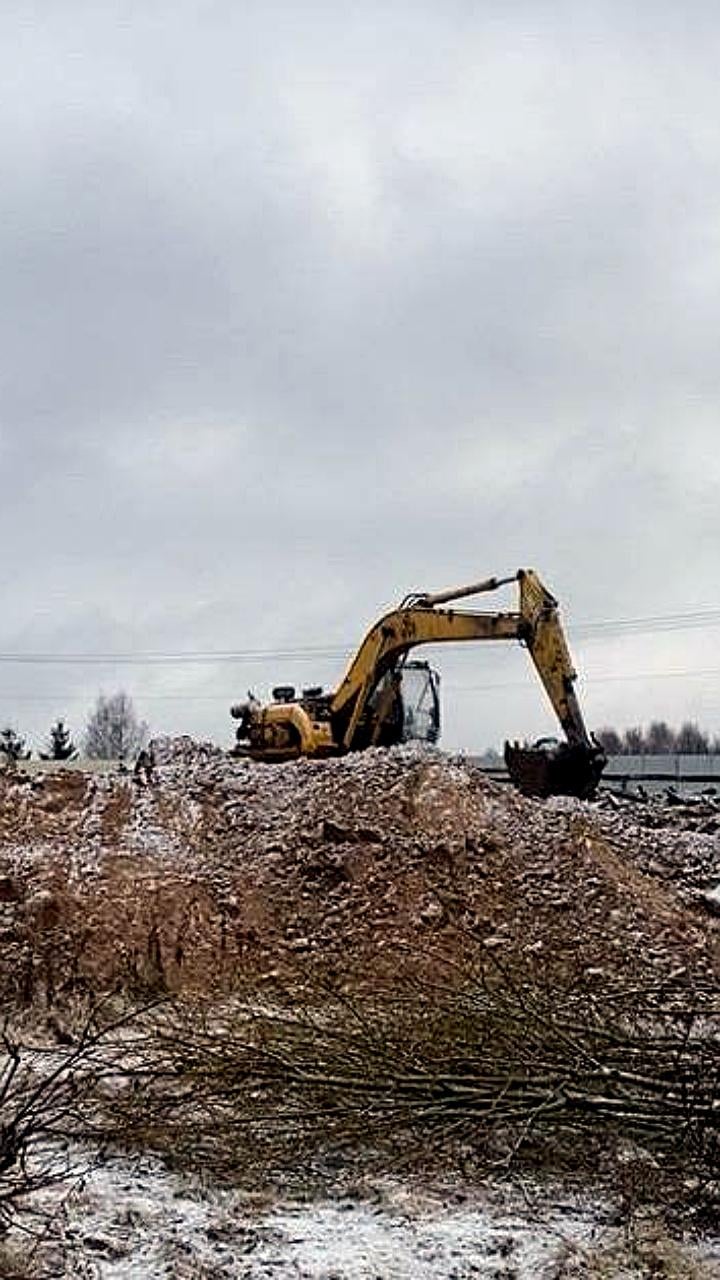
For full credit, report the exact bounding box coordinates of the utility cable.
[1,663,718,703]
[0,603,718,666]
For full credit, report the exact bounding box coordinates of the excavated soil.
[0,740,718,1007]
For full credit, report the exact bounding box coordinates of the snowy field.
[8,1149,720,1279]
[9,1150,601,1278]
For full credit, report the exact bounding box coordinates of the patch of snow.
[32,1149,608,1279]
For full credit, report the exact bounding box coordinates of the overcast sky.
[1,1,718,754]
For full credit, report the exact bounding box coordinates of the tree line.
[0,691,148,763]
[596,720,720,756]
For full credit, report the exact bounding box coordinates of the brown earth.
[0,740,718,1007]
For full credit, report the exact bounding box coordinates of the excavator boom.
[331,604,521,749]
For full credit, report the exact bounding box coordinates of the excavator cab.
[361,660,441,748]
[397,660,441,744]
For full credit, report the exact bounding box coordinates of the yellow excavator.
[230,569,606,798]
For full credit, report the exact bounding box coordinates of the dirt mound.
[0,744,718,1005]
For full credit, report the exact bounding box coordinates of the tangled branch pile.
[0,1004,153,1248]
[100,966,720,1215]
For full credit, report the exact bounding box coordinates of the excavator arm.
[329,568,605,796]
[515,569,593,749]
[330,585,519,749]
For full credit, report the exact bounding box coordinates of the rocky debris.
[589,790,720,901]
[0,741,717,1004]
[150,734,224,768]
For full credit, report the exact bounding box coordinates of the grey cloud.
[0,1,718,750]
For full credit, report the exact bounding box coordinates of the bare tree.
[676,721,709,754]
[596,727,622,755]
[646,720,676,754]
[623,726,645,755]
[83,692,148,761]
[0,1002,159,1257]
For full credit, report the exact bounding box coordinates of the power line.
[0,692,231,702]
[573,608,720,636]
[0,663,717,704]
[0,646,346,666]
[0,604,718,666]
[447,665,720,692]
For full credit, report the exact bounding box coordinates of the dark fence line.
[602,772,720,785]
[470,757,720,789]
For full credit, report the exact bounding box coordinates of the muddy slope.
[0,742,718,1003]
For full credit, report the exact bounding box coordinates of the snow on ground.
[9,1147,720,1280]
[15,1146,716,1280]
[45,1151,598,1278]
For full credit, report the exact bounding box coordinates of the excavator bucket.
[504,738,607,800]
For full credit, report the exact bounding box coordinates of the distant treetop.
[596,721,718,755]
[83,692,148,761]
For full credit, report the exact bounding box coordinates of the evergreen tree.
[41,719,77,761]
[0,727,30,762]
